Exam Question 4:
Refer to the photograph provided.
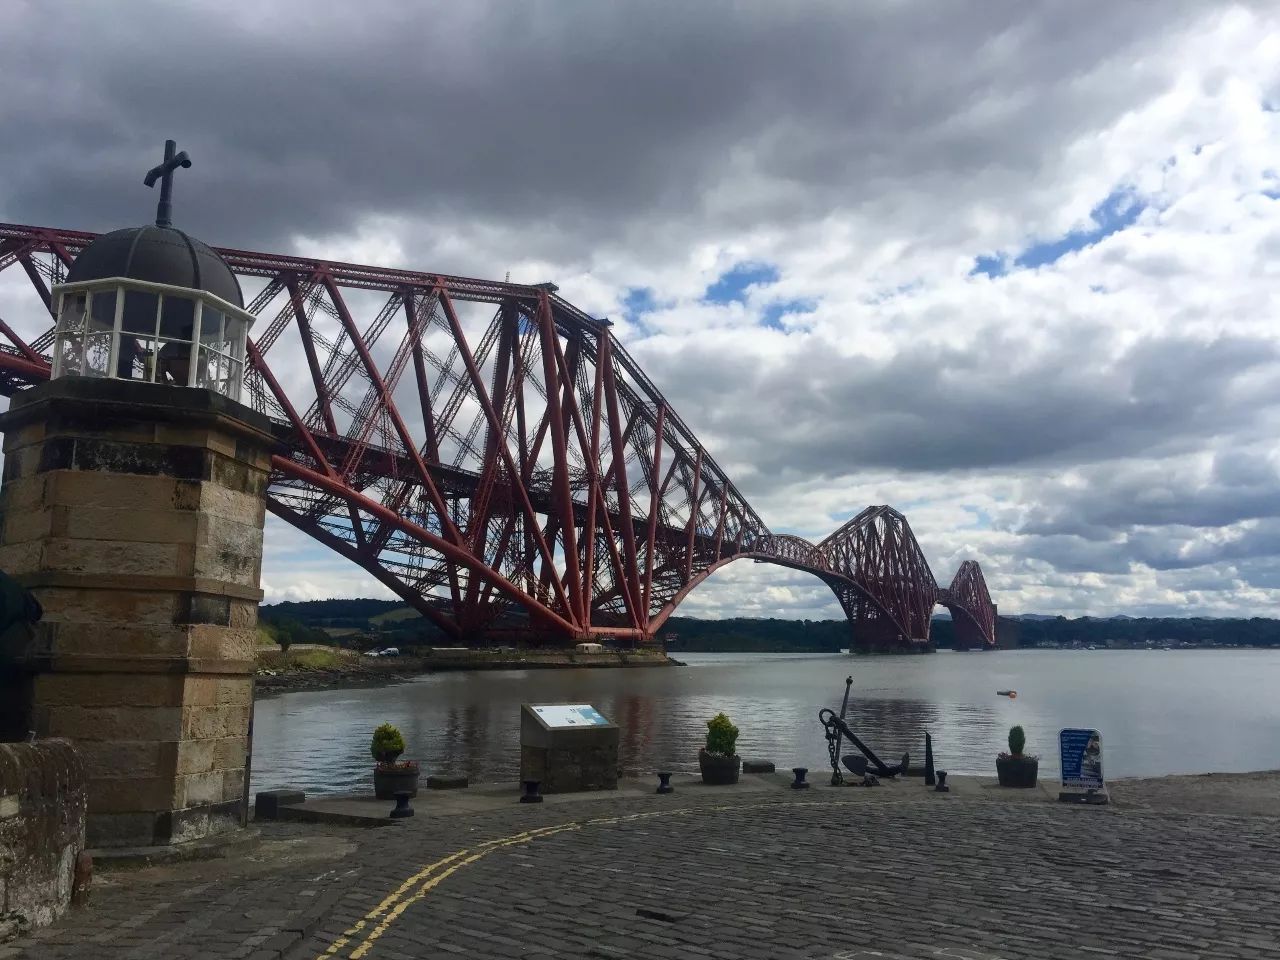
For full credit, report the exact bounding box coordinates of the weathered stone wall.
[0,378,275,848]
[0,739,86,938]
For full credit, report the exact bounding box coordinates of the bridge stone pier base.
[0,378,274,849]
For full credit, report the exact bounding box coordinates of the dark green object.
[1008,725,1026,756]
[370,722,405,761]
[704,713,739,756]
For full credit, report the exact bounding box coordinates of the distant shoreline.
[254,647,681,696]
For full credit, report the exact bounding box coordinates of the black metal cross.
[143,139,192,228]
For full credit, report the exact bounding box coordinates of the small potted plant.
[996,724,1038,788]
[699,712,741,785]
[371,722,419,800]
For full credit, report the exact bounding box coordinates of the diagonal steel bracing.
[0,222,995,649]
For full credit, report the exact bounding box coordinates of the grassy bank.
[253,643,679,694]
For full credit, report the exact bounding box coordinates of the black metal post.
[924,732,936,786]
[390,791,414,818]
[656,771,673,794]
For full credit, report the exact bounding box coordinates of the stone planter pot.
[698,749,741,785]
[996,755,1038,788]
[374,762,420,800]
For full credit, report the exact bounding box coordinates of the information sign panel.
[531,704,610,728]
[1059,728,1104,791]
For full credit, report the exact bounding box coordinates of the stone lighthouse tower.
[0,142,275,849]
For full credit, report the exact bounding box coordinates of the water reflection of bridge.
[0,223,994,651]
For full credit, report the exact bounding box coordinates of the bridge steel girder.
[938,559,997,650]
[0,222,994,649]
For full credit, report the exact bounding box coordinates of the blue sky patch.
[761,299,816,330]
[971,254,1006,279]
[704,262,780,305]
[971,187,1145,278]
[623,287,658,319]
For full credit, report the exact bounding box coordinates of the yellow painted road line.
[312,823,580,960]
[348,823,583,959]
[320,798,856,960]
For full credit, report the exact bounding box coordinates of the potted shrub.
[698,712,741,785]
[371,722,419,799]
[996,724,1038,788]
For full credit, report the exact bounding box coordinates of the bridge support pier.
[0,378,274,849]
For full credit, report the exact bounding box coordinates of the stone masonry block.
[0,540,43,575]
[1,418,46,452]
[45,622,194,658]
[212,735,248,771]
[42,538,184,578]
[0,473,49,512]
[153,424,235,457]
[61,505,201,544]
[44,471,185,512]
[182,703,252,741]
[80,740,174,781]
[38,705,183,743]
[0,506,54,543]
[187,625,257,660]
[221,767,245,800]
[34,673,185,709]
[89,775,179,814]
[36,586,178,626]
[177,770,227,808]
[228,598,260,630]
[176,739,216,776]
[182,677,253,708]
[198,484,267,526]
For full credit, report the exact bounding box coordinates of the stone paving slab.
[269,773,796,825]
[6,773,1279,960]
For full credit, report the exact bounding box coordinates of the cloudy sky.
[3,0,1280,619]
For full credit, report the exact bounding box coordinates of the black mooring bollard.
[935,770,950,794]
[791,767,810,790]
[520,779,544,804]
[924,732,936,787]
[390,791,414,818]
[656,772,674,794]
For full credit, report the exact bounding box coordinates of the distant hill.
[256,598,1280,650]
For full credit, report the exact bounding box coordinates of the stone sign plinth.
[0,377,275,848]
[519,703,618,794]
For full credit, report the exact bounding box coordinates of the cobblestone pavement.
[7,781,1280,960]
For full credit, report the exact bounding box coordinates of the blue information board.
[1059,728,1104,791]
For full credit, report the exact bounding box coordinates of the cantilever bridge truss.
[0,223,996,651]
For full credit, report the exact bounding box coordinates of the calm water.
[250,649,1280,795]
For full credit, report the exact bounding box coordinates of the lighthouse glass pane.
[82,329,112,378]
[225,316,247,362]
[199,307,224,345]
[122,290,160,335]
[155,339,192,386]
[90,289,117,332]
[54,293,88,377]
[159,295,195,341]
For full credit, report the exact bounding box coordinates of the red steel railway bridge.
[0,222,996,652]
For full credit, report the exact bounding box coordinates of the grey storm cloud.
[0,0,1219,261]
[645,329,1280,483]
